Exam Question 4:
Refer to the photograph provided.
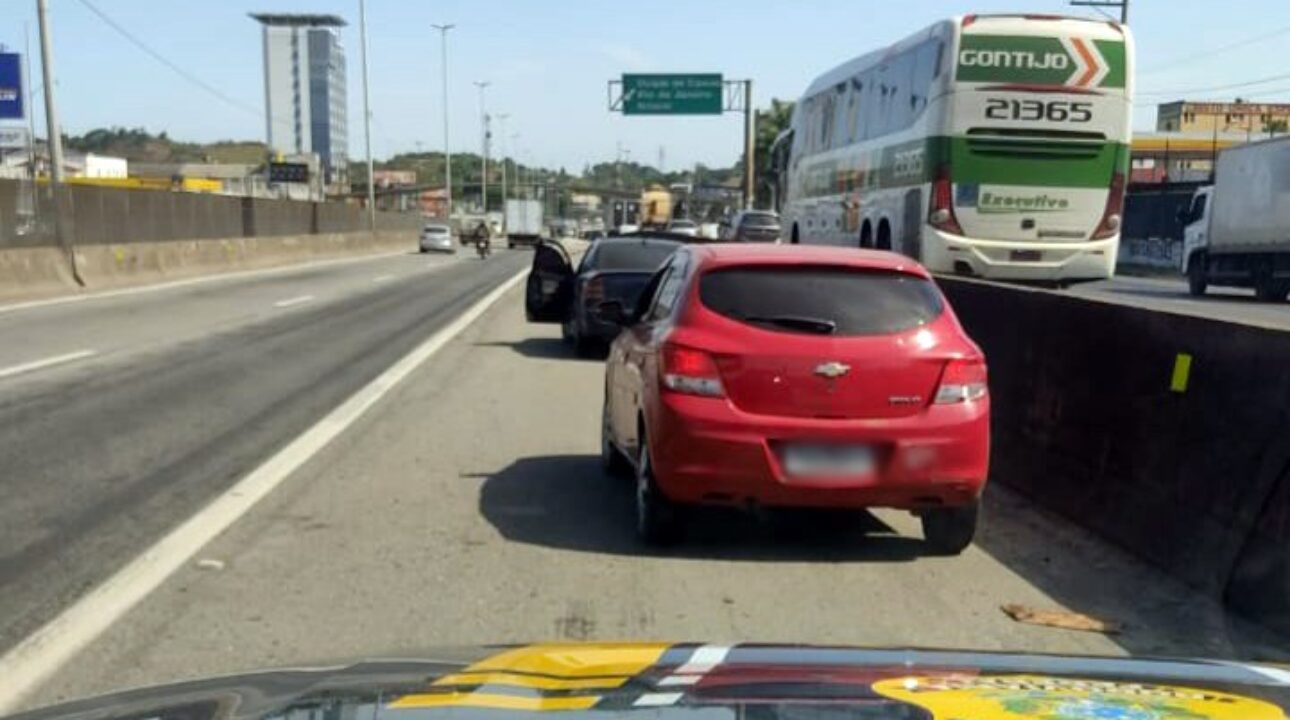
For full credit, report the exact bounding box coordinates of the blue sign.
[0,53,24,120]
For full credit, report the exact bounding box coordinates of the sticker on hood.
[873,674,1287,720]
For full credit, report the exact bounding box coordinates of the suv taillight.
[660,343,724,398]
[1092,170,1126,240]
[934,358,988,404]
[928,164,964,236]
[584,276,605,305]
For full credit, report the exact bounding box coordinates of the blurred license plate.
[782,444,874,478]
[1010,249,1043,262]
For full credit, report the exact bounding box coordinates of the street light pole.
[431,23,454,218]
[474,80,490,213]
[359,0,376,231]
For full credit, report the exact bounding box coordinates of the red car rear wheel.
[635,432,682,545]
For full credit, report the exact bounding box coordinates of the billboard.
[0,53,24,120]
[268,162,310,183]
[0,126,29,149]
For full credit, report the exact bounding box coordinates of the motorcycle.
[475,235,491,259]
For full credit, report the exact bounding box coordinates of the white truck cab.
[1178,135,1290,302]
[1180,185,1213,280]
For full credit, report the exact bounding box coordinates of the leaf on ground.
[1000,603,1121,634]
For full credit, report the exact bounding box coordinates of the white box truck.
[1182,136,1290,301]
[505,199,544,248]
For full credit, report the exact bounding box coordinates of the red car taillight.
[661,343,724,398]
[584,276,605,305]
[934,358,988,404]
[928,164,964,236]
[1092,170,1126,240]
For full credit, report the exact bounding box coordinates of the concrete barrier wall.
[0,246,79,300]
[939,277,1290,634]
[0,230,416,302]
[0,179,420,249]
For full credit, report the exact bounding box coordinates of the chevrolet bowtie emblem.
[813,362,851,379]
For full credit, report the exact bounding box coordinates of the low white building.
[80,153,128,179]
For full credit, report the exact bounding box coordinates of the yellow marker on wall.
[1171,353,1192,393]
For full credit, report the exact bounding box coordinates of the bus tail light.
[1092,170,1126,240]
[928,164,964,236]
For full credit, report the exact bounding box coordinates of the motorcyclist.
[473,221,491,258]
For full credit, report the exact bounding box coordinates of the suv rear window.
[740,213,779,227]
[588,241,680,271]
[699,266,943,336]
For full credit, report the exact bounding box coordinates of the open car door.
[525,240,574,322]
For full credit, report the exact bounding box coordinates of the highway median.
[939,276,1290,638]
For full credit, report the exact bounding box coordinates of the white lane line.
[372,274,395,283]
[273,294,315,308]
[0,266,528,714]
[0,350,98,381]
[0,250,411,317]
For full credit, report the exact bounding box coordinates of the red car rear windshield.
[698,266,943,336]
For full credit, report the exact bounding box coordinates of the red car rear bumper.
[649,393,989,511]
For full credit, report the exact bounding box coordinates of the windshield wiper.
[740,314,837,334]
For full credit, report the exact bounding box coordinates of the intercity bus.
[778,14,1134,281]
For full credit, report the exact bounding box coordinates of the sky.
[3,0,1290,171]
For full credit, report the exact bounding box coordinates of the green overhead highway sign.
[622,74,723,115]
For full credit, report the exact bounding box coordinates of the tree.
[753,99,794,208]
[1268,119,1288,136]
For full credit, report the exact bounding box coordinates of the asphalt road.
[1069,274,1290,330]
[0,246,529,661]
[13,263,1287,712]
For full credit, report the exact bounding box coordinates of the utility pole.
[35,1,62,187]
[36,0,81,284]
[432,23,454,218]
[358,0,376,230]
[474,80,490,213]
[1070,0,1128,23]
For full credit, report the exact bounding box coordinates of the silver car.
[419,223,456,253]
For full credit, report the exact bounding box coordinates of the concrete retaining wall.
[0,230,415,303]
[939,277,1290,634]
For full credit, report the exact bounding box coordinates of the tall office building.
[251,13,348,186]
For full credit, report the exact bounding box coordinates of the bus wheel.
[859,222,873,249]
[877,221,892,250]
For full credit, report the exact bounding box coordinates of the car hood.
[9,643,1290,720]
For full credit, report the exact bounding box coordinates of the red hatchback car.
[587,243,989,553]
